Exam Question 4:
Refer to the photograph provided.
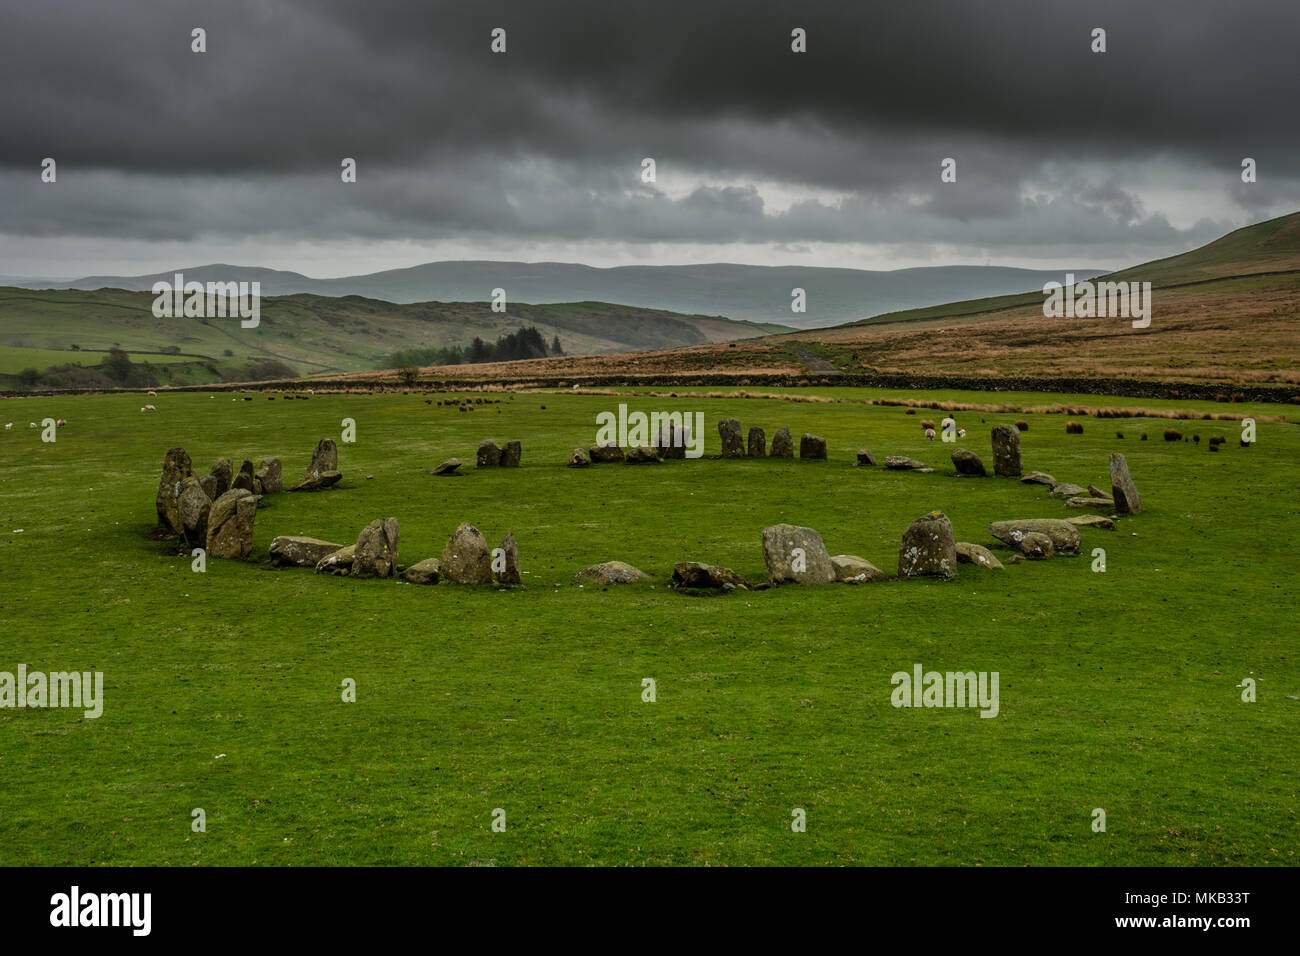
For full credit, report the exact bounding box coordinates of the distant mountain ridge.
[12,261,1106,329]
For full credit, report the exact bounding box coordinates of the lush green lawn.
[0,387,1295,865]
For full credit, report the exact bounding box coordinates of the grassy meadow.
[0,386,1295,865]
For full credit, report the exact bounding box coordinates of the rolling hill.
[0,288,789,387]
[10,261,1105,329]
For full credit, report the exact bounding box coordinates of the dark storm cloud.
[0,0,1296,255]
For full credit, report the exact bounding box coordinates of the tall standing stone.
[718,419,745,458]
[747,427,766,458]
[352,517,400,578]
[292,438,341,490]
[477,439,502,467]
[177,476,211,547]
[770,427,795,458]
[439,523,493,584]
[256,457,282,493]
[991,425,1022,477]
[499,440,522,467]
[496,533,521,585]
[799,434,828,460]
[232,459,256,492]
[761,524,835,585]
[1109,452,1143,514]
[898,510,957,580]
[206,488,258,558]
[155,447,194,535]
[208,458,233,497]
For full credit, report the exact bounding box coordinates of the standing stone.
[770,427,795,458]
[799,434,827,460]
[178,476,211,547]
[439,523,493,584]
[747,427,766,458]
[568,447,591,468]
[256,457,282,493]
[761,524,834,585]
[477,439,502,467]
[657,420,687,460]
[856,448,878,466]
[898,510,957,580]
[499,440,522,467]
[205,488,258,559]
[155,447,194,535]
[199,473,219,500]
[1109,452,1143,514]
[352,517,400,578]
[232,459,256,492]
[496,533,521,585]
[991,425,1022,477]
[951,448,987,476]
[208,458,233,497]
[293,438,341,490]
[718,419,745,458]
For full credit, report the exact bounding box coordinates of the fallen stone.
[1049,482,1088,499]
[1066,515,1115,529]
[315,544,356,575]
[884,456,931,471]
[761,524,834,585]
[432,457,462,475]
[955,541,1004,569]
[1110,452,1142,514]
[567,447,590,468]
[269,535,346,568]
[799,434,828,460]
[988,519,1081,555]
[1020,471,1055,486]
[671,562,749,590]
[401,557,441,584]
[991,424,1022,477]
[589,444,625,463]
[951,448,987,476]
[439,523,493,584]
[1018,532,1055,559]
[855,448,878,466]
[625,445,663,464]
[830,554,888,583]
[1066,496,1115,508]
[898,510,957,580]
[1087,484,1110,499]
[574,561,649,585]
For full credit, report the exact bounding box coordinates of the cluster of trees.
[385,327,564,369]
[11,348,296,391]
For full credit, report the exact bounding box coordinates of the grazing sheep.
[1065,421,1083,434]
[956,428,966,438]
[56,418,67,426]
[1193,434,1200,444]
[1116,431,1124,439]
[29,422,37,428]
[1209,434,1226,446]
[920,419,936,431]
[1015,420,1029,431]
[3,423,11,431]
[1140,432,1148,440]
[140,404,157,413]
[147,390,157,396]
[1163,429,1182,442]
[924,428,936,440]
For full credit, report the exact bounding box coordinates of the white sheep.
[29,422,37,428]
[3,423,11,431]
[957,428,966,438]
[925,428,936,440]
[56,418,67,426]
[148,390,157,396]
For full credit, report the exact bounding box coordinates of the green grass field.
[0,387,1295,865]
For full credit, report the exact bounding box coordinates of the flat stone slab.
[1066,515,1115,529]
[574,561,649,585]
[432,458,462,475]
[269,535,346,568]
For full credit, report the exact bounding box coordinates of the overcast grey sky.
[1,0,1297,277]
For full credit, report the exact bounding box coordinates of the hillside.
[0,288,787,387]
[10,261,1105,330]
[382,212,1300,390]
